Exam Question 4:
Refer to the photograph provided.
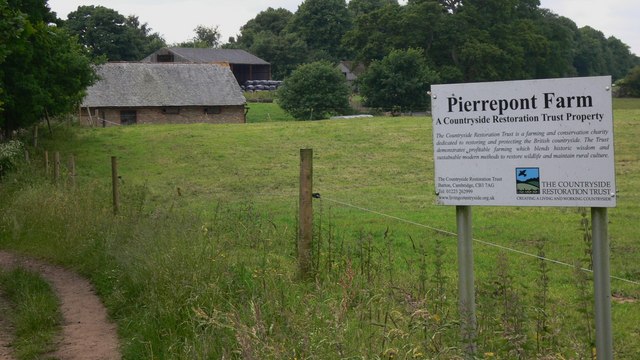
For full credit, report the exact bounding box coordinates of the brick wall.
[80,106,246,126]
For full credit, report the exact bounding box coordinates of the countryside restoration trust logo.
[516,167,540,194]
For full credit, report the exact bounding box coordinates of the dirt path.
[0,251,121,360]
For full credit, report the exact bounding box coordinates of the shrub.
[277,61,351,120]
[0,139,24,176]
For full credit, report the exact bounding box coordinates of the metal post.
[111,156,119,215]
[592,207,613,360]
[298,149,313,280]
[456,205,476,358]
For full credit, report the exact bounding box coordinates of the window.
[162,107,180,114]
[204,107,221,114]
[156,54,174,62]
[120,110,137,125]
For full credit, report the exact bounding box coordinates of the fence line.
[319,195,640,286]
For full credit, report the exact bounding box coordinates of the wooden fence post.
[54,151,61,182]
[33,125,38,148]
[298,148,313,279]
[69,154,76,188]
[44,150,49,176]
[111,156,119,215]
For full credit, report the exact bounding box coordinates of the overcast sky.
[47,0,640,56]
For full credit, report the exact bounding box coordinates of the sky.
[47,0,640,56]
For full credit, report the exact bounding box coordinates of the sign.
[431,76,616,207]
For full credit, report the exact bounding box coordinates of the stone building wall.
[80,106,246,126]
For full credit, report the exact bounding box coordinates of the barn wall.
[80,106,246,126]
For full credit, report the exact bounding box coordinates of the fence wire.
[318,195,640,286]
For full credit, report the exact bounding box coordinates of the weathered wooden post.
[298,148,313,279]
[33,125,38,148]
[69,154,76,188]
[44,150,49,176]
[54,151,61,182]
[111,156,119,215]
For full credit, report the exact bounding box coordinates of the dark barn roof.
[142,48,270,65]
[82,62,246,108]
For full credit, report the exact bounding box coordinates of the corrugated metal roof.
[141,48,270,65]
[168,48,270,65]
[82,62,246,108]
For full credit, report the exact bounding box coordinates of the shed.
[338,61,366,90]
[142,47,271,85]
[81,62,246,126]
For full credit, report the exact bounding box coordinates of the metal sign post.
[456,205,477,358]
[592,207,613,360]
[431,76,617,357]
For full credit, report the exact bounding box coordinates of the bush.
[0,139,24,176]
[616,65,640,97]
[277,61,351,120]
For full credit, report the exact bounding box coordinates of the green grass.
[246,101,295,123]
[0,268,61,360]
[0,98,639,358]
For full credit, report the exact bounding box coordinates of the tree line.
[2,0,640,131]
[227,0,639,83]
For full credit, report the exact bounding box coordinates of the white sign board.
[431,76,616,207]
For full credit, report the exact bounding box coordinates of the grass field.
[0,99,639,358]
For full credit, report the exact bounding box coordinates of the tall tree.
[178,25,221,48]
[573,26,609,77]
[64,5,165,60]
[342,3,405,63]
[248,31,309,79]
[0,0,26,113]
[359,48,439,112]
[1,0,96,134]
[348,0,398,17]
[236,7,293,47]
[287,0,353,61]
[228,8,305,79]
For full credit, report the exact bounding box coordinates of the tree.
[348,0,398,17]
[179,25,221,48]
[287,0,353,61]
[342,3,405,63]
[358,49,439,112]
[249,31,309,79]
[235,7,293,47]
[277,61,351,120]
[617,65,640,97]
[228,8,306,79]
[1,0,96,134]
[64,5,165,60]
[0,0,26,113]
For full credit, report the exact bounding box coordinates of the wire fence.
[316,195,640,286]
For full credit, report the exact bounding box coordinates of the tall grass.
[0,268,61,359]
[0,99,639,358]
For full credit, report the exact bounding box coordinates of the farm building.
[142,47,271,86]
[338,61,366,90]
[81,62,247,126]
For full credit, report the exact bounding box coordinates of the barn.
[142,47,272,86]
[81,62,247,126]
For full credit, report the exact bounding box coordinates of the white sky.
[47,0,639,56]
